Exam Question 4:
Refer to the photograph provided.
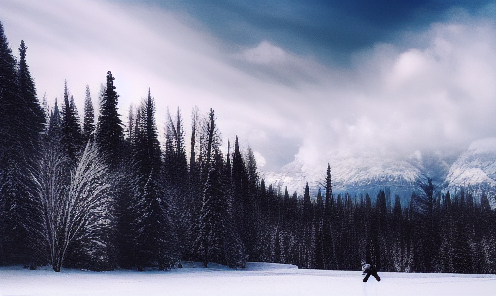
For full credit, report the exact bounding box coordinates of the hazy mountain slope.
[263,154,424,203]
[445,138,496,199]
[263,138,496,208]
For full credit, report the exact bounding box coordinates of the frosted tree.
[34,142,113,271]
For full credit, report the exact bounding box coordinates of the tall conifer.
[0,29,45,264]
[61,81,82,162]
[83,85,95,143]
[95,71,123,169]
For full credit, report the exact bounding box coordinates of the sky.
[1,0,495,172]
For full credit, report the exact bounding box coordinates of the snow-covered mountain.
[263,153,428,206]
[262,138,496,207]
[445,138,496,200]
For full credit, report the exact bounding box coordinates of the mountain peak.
[262,138,496,208]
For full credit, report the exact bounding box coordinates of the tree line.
[1,22,495,273]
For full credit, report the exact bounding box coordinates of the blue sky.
[1,0,496,172]
[126,0,496,65]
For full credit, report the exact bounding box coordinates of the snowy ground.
[1,263,495,296]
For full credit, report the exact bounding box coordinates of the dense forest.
[1,22,495,274]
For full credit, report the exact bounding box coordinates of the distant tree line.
[1,22,495,273]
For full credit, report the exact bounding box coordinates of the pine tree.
[300,182,314,268]
[375,190,388,270]
[245,146,260,258]
[411,178,439,272]
[439,191,454,272]
[61,81,82,163]
[195,109,244,268]
[83,85,95,143]
[17,40,45,153]
[314,188,325,269]
[0,22,20,265]
[132,90,175,270]
[163,107,190,260]
[323,164,335,269]
[478,192,496,273]
[0,30,45,265]
[196,109,220,267]
[114,104,136,269]
[47,100,63,146]
[391,194,407,271]
[95,71,123,169]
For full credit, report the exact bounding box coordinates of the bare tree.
[34,142,113,271]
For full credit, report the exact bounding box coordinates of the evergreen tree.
[439,191,454,272]
[301,182,314,268]
[95,71,123,169]
[375,190,388,270]
[114,104,136,269]
[0,22,21,265]
[17,40,45,154]
[132,90,175,270]
[83,85,95,143]
[314,188,325,269]
[163,107,189,260]
[195,109,244,268]
[323,164,335,269]
[0,31,45,265]
[196,109,220,266]
[61,81,82,162]
[391,194,407,271]
[245,146,261,259]
[478,192,496,273]
[47,100,63,146]
[451,190,474,273]
[231,136,252,256]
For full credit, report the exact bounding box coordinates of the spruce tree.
[195,109,244,268]
[83,85,95,143]
[196,109,220,267]
[132,90,174,270]
[163,107,190,260]
[245,146,260,258]
[61,81,82,163]
[301,182,313,268]
[0,22,20,265]
[323,164,335,269]
[314,188,325,269]
[17,40,45,152]
[95,71,123,169]
[17,40,46,267]
[0,30,45,264]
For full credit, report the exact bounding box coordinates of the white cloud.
[1,0,495,172]
[242,41,288,64]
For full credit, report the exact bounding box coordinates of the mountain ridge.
[262,138,496,208]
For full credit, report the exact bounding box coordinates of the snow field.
[1,263,495,296]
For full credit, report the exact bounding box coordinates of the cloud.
[1,0,495,173]
[242,41,288,65]
[303,18,496,165]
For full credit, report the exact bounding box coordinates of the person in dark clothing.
[361,260,381,282]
